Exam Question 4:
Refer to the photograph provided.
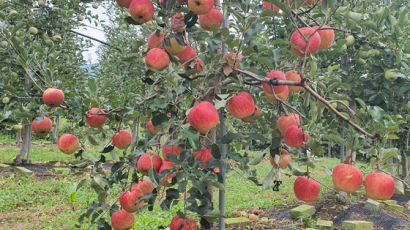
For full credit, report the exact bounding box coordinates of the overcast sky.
[75,4,109,64]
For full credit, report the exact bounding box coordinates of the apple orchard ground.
[0,136,408,229]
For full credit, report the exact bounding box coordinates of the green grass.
[0,137,375,229]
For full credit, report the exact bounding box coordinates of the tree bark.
[52,116,59,144]
[13,124,31,164]
[327,141,332,158]
[402,129,409,185]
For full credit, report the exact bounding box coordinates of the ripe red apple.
[146,120,159,134]
[227,92,255,119]
[285,70,303,92]
[111,209,135,230]
[290,27,321,57]
[262,70,289,103]
[85,108,107,128]
[145,48,170,71]
[116,0,132,8]
[294,176,320,202]
[162,143,184,161]
[284,125,309,147]
[184,57,204,72]
[170,215,197,230]
[129,0,154,24]
[165,36,186,55]
[364,172,395,200]
[242,105,261,123]
[188,101,219,134]
[42,88,64,107]
[177,46,196,64]
[332,163,363,193]
[32,116,52,136]
[269,148,291,169]
[277,113,300,135]
[171,13,185,33]
[223,52,243,69]
[137,152,163,175]
[187,0,213,15]
[159,160,176,187]
[262,2,279,14]
[112,130,132,149]
[131,179,155,195]
[193,147,213,168]
[313,25,334,50]
[58,134,80,154]
[199,8,223,31]
[148,31,165,49]
[119,189,145,212]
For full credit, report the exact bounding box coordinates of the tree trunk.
[52,116,59,144]
[13,124,31,164]
[16,129,22,146]
[401,129,409,185]
[327,141,332,158]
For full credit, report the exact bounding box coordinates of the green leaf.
[394,180,404,195]
[287,163,307,176]
[87,134,99,145]
[202,209,223,223]
[249,151,266,165]
[262,167,276,190]
[182,126,200,151]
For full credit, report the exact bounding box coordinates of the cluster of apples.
[111,179,155,230]
[293,163,395,203]
[116,0,223,73]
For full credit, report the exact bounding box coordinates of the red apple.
[193,147,213,168]
[332,163,363,193]
[165,36,186,55]
[159,160,176,187]
[285,70,303,92]
[187,0,213,15]
[227,92,255,119]
[32,116,52,136]
[269,148,291,169]
[262,70,289,103]
[284,125,309,147]
[162,142,184,161]
[177,46,196,64]
[170,215,197,230]
[290,27,321,57]
[242,105,261,123]
[111,209,135,230]
[112,130,132,149]
[277,113,301,135]
[129,0,154,24]
[305,0,322,6]
[199,8,223,31]
[146,120,159,134]
[364,172,395,200]
[58,134,80,154]
[188,101,219,134]
[171,13,185,33]
[86,108,107,128]
[131,179,155,195]
[148,31,165,49]
[313,25,334,50]
[262,2,279,14]
[145,48,170,71]
[137,152,163,175]
[223,52,243,69]
[294,176,320,202]
[42,88,64,107]
[116,0,132,8]
[119,189,145,212]
[184,57,204,72]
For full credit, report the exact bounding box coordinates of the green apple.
[345,35,355,46]
[45,38,53,46]
[103,125,109,130]
[128,120,133,125]
[9,10,18,16]
[384,69,397,80]
[368,49,380,57]
[11,72,18,77]
[358,50,368,58]
[92,2,99,9]
[1,41,8,48]
[98,96,104,102]
[77,15,84,21]
[38,0,45,6]
[2,97,10,104]
[29,27,38,35]
[358,58,366,65]
[52,34,62,42]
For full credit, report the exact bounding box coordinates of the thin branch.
[70,30,121,52]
